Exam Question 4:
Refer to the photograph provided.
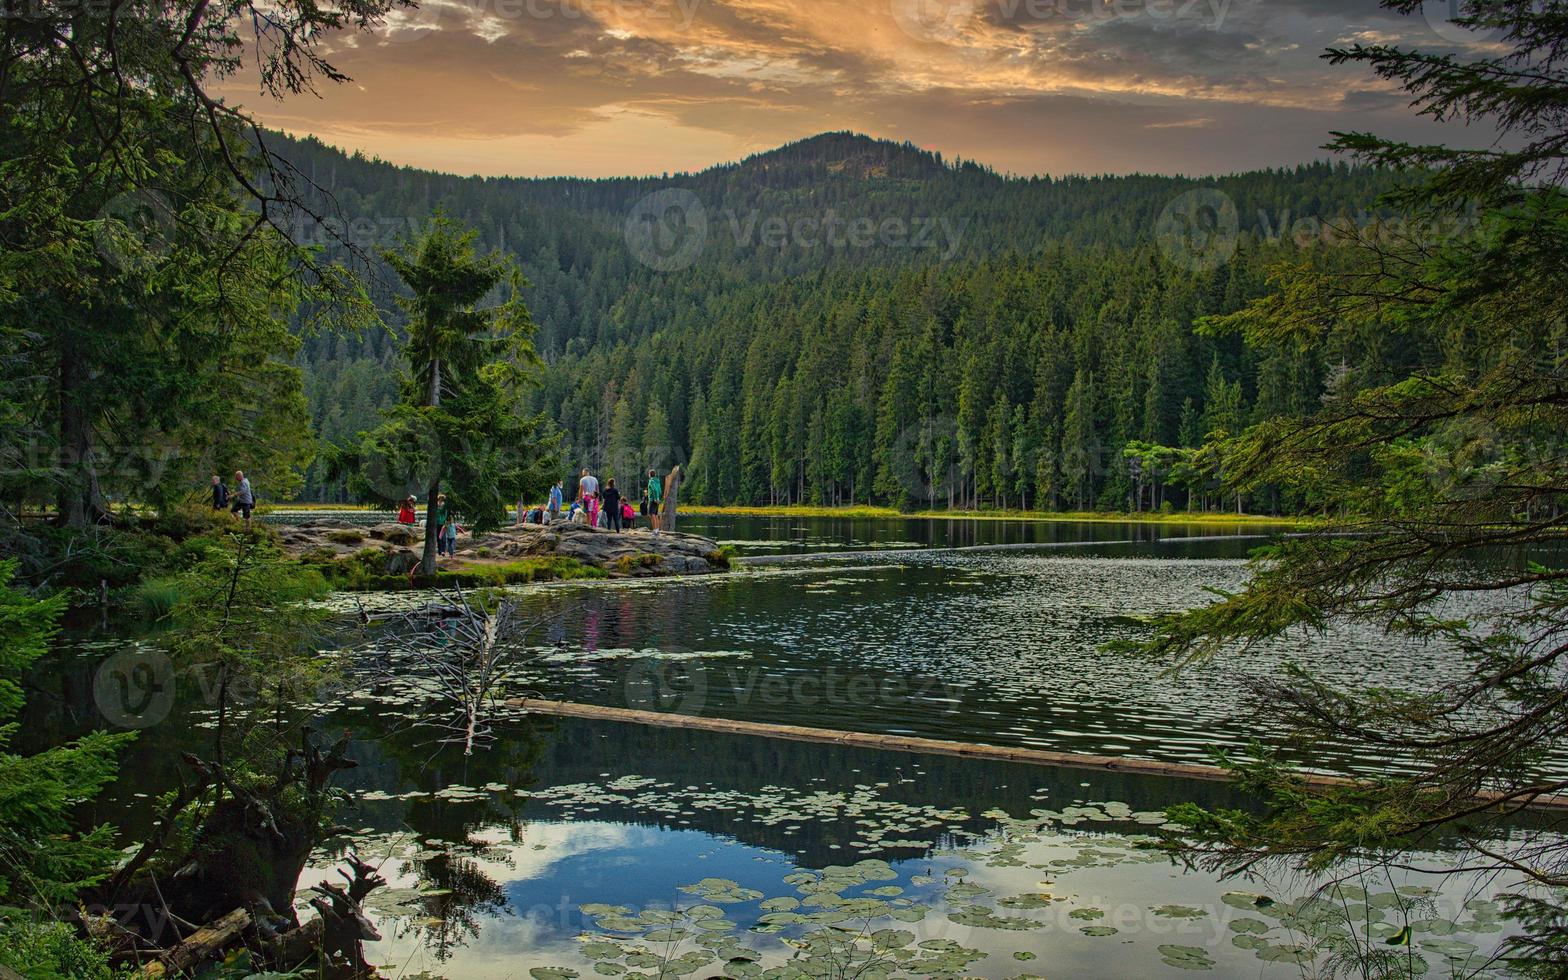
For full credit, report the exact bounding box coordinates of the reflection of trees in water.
[399,850,512,962]
[368,727,544,961]
[523,717,1255,867]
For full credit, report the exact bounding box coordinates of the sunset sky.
[229,0,1496,178]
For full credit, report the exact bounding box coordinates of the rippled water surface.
[29,516,1559,978]
[369,549,1483,778]
[264,508,1296,555]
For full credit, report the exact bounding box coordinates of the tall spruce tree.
[1137,0,1568,970]
[344,217,555,576]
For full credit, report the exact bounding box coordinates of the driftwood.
[132,907,251,978]
[366,587,543,754]
[262,854,387,979]
[112,855,385,979]
[511,698,1568,814]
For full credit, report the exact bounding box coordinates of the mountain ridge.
[277,128,1352,186]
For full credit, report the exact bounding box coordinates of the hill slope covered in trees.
[282,131,1413,510]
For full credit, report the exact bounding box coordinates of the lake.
[31,515,1557,978]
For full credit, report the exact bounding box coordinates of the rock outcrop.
[274,518,728,578]
[458,522,726,576]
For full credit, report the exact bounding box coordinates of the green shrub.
[273,567,333,603]
[134,576,183,620]
[0,919,118,980]
[171,532,226,567]
[327,529,364,545]
[149,503,234,541]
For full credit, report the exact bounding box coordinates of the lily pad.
[1158,944,1216,971]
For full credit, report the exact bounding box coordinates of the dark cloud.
[228,0,1486,177]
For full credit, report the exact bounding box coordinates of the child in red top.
[397,496,418,525]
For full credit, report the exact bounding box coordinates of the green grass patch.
[302,550,605,591]
[683,504,1315,528]
[613,553,664,573]
[433,557,607,589]
[134,576,184,620]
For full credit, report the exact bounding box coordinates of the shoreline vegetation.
[263,502,1316,528]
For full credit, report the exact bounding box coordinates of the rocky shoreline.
[276,519,730,579]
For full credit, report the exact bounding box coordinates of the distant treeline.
[278,132,1411,511]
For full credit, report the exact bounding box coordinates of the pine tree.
[642,400,673,475]
[606,396,638,487]
[1060,369,1097,510]
[0,560,131,909]
[1140,1,1568,968]
[344,217,554,576]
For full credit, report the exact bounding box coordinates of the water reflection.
[399,552,1489,777]
[304,718,1537,980]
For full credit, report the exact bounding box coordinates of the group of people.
[210,470,255,524]
[397,493,462,555]
[518,467,676,535]
[202,465,670,549]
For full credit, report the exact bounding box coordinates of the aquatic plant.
[361,587,547,754]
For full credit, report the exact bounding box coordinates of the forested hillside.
[280,131,1410,510]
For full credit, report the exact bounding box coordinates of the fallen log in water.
[509,698,1568,813]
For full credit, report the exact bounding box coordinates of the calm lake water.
[29,516,1559,978]
[264,508,1292,556]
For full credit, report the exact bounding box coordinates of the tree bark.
[57,337,108,527]
[662,465,682,533]
[422,482,440,580]
[421,358,442,578]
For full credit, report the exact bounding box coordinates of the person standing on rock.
[231,470,254,525]
[434,494,453,556]
[441,512,459,558]
[398,496,418,525]
[645,468,663,535]
[579,468,600,526]
[548,479,564,524]
[602,479,623,533]
[210,473,228,510]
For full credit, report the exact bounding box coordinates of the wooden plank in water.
[509,698,1568,812]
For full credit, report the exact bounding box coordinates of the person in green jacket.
[435,493,457,557]
[645,469,663,535]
